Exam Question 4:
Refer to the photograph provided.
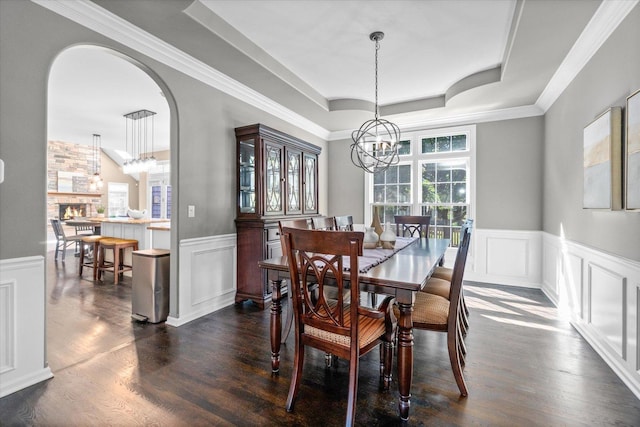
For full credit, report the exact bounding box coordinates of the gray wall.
[476,117,544,230]
[543,4,640,261]
[0,0,327,261]
[327,116,545,231]
[327,138,366,223]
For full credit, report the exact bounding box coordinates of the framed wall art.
[625,89,640,211]
[583,107,622,210]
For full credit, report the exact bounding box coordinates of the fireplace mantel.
[48,192,102,197]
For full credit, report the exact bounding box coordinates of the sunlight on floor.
[480,314,567,334]
[465,296,522,315]
[465,286,539,303]
[501,301,561,320]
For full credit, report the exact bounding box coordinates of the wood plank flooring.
[1,250,639,426]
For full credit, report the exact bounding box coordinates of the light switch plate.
[188,205,195,217]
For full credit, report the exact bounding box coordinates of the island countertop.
[91,217,168,225]
[147,224,170,231]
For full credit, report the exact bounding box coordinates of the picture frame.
[583,107,622,210]
[625,89,640,211]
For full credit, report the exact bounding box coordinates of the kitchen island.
[95,218,169,250]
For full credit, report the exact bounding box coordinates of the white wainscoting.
[0,256,53,398]
[166,234,237,327]
[465,228,542,288]
[542,232,640,399]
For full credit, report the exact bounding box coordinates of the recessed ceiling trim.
[445,66,502,104]
[536,0,639,112]
[185,0,329,111]
[328,104,544,141]
[31,0,331,140]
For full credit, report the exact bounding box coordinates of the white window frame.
[364,124,476,251]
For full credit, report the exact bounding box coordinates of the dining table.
[259,237,450,421]
[64,218,102,235]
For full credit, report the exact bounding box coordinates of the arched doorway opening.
[46,45,176,371]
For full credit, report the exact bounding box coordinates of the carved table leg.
[397,300,414,421]
[270,278,283,373]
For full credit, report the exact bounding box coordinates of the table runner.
[344,236,418,273]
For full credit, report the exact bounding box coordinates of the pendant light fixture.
[350,31,400,174]
[122,109,157,174]
[89,133,103,191]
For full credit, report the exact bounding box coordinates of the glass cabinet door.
[239,139,256,214]
[303,153,318,213]
[264,142,284,215]
[285,149,302,214]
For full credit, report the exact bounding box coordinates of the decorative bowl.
[127,208,146,219]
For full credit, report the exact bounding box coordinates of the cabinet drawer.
[266,226,281,242]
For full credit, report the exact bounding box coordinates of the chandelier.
[350,31,400,174]
[89,133,103,191]
[122,109,157,174]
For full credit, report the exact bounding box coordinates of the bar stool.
[79,235,106,280]
[97,238,139,285]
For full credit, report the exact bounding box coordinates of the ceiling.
[46,0,616,150]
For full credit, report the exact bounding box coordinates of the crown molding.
[536,0,639,112]
[32,0,636,144]
[31,0,331,140]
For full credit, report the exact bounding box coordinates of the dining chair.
[50,218,85,261]
[395,223,472,397]
[334,215,354,231]
[278,218,313,345]
[422,219,473,336]
[279,218,312,230]
[394,215,431,238]
[281,227,396,425]
[311,216,336,230]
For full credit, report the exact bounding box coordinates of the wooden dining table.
[64,218,102,235]
[259,237,450,421]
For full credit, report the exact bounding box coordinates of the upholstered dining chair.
[394,215,431,238]
[281,227,396,425]
[422,219,473,336]
[51,218,85,261]
[334,215,354,231]
[395,223,472,397]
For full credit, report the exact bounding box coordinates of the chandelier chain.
[374,38,379,120]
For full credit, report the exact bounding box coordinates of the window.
[107,182,129,217]
[366,125,475,247]
[148,161,171,219]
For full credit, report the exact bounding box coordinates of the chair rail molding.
[0,256,53,398]
[542,232,640,400]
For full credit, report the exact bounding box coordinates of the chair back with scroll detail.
[334,215,354,231]
[281,227,396,425]
[394,215,431,238]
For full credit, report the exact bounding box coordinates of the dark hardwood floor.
[1,249,639,426]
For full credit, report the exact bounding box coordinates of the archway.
[46,45,177,371]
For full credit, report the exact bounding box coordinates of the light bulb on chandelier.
[89,133,103,191]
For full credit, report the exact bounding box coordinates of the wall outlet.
[188,205,195,217]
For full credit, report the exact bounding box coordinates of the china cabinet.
[235,124,321,308]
